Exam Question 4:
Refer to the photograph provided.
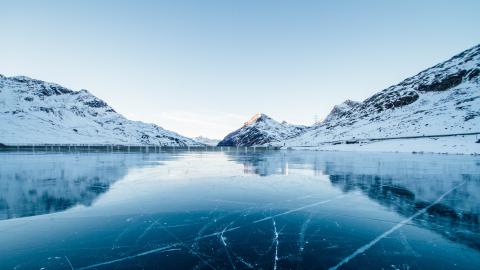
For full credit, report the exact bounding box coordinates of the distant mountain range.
[193,136,220,146]
[219,44,480,149]
[0,75,203,146]
[1,44,479,151]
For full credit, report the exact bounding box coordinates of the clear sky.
[2,0,480,139]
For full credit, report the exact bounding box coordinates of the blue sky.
[2,0,480,138]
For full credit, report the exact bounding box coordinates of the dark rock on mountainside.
[417,70,468,92]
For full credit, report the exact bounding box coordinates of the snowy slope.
[0,75,203,146]
[286,44,480,146]
[217,113,307,146]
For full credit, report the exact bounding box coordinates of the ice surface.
[0,150,479,269]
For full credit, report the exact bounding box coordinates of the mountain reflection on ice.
[0,150,479,270]
[229,151,480,251]
[0,153,178,220]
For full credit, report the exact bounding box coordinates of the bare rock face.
[0,75,203,146]
[417,70,468,92]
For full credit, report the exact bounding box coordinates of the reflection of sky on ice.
[0,151,479,269]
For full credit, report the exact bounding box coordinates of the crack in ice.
[77,194,344,270]
[77,244,182,270]
[160,224,218,270]
[272,219,279,270]
[64,256,74,270]
[253,194,345,224]
[135,216,162,244]
[237,257,254,269]
[328,181,465,270]
[220,221,234,247]
[298,215,312,255]
[219,221,237,270]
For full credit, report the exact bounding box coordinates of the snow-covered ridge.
[217,113,307,146]
[286,44,480,146]
[193,136,220,146]
[0,75,203,146]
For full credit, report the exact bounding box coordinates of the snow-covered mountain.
[286,44,480,146]
[0,75,203,146]
[217,113,307,146]
[193,136,220,146]
[322,99,361,123]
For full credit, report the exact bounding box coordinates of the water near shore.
[0,150,479,269]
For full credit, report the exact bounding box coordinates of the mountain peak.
[244,113,271,126]
[218,114,306,147]
[323,99,361,123]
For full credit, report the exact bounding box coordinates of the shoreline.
[287,135,480,155]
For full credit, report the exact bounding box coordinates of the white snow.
[289,135,480,155]
[193,136,220,146]
[215,44,480,154]
[279,44,480,154]
[0,75,202,146]
[285,45,480,146]
[2,43,480,153]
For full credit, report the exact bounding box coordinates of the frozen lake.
[0,150,479,270]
